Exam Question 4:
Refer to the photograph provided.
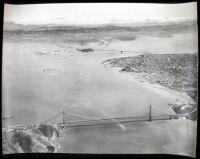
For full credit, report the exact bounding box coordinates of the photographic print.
[2,2,198,157]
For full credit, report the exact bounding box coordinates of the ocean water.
[2,32,197,156]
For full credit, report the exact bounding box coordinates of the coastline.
[102,54,197,118]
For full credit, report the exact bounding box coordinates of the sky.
[4,2,197,25]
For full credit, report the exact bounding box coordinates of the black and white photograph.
[2,2,198,157]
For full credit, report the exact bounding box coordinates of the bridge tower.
[149,105,152,122]
[62,110,65,125]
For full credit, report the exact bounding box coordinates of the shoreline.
[102,54,197,118]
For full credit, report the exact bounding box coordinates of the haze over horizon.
[4,2,197,25]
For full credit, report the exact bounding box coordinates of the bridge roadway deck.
[58,114,189,128]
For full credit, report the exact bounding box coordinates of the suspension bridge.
[3,104,196,131]
[38,104,196,130]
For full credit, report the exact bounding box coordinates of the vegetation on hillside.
[2,124,61,154]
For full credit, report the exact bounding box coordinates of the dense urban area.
[103,54,197,103]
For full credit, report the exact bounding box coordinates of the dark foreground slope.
[2,124,61,154]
